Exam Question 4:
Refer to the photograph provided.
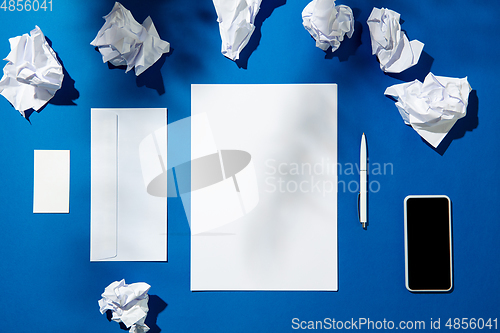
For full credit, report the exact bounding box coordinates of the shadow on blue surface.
[23,37,80,122]
[324,8,363,61]
[385,50,435,83]
[46,38,80,107]
[428,89,479,155]
[145,295,168,333]
[136,52,170,95]
[235,0,287,69]
[102,49,171,96]
[105,294,167,333]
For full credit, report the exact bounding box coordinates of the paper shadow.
[45,38,80,106]
[426,90,479,155]
[325,8,362,61]
[235,0,287,69]
[21,37,80,122]
[23,109,36,122]
[136,51,170,95]
[385,50,434,82]
[106,59,127,71]
[106,295,167,333]
[144,295,168,333]
[49,62,79,106]
[98,46,170,95]
[194,232,237,236]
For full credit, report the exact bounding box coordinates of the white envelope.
[90,108,167,261]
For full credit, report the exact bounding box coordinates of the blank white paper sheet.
[33,150,70,213]
[190,84,338,291]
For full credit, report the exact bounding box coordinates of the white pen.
[358,133,368,228]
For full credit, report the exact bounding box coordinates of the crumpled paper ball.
[367,7,424,73]
[384,72,472,148]
[0,26,63,117]
[98,279,151,333]
[91,2,170,76]
[212,0,262,61]
[302,0,354,52]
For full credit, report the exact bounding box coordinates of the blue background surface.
[0,0,498,332]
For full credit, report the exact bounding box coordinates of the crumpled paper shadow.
[136,51,171,95]
[324,8,362,61]
[106,295,167,333]
[100,47,171,96]
[427,89,479,155]
[235,0,287,69]
[385,50,434,83]
[46,38,80,106]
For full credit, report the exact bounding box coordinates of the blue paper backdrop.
[0,0,498,332]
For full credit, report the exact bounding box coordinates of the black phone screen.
[405,196,452,292]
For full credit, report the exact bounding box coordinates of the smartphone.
[404,195,453,292]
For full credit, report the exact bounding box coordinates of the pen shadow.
[426,90,479,155]
[324,8,363,62]
[235,0,287,69]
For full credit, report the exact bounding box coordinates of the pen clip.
[357,192,361,222]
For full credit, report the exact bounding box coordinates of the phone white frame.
[404,195,453,292]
